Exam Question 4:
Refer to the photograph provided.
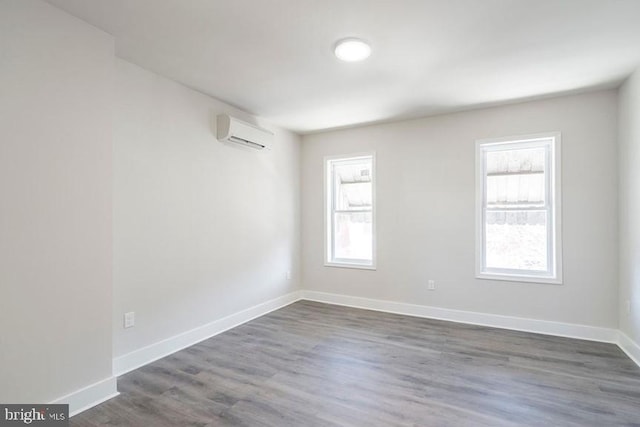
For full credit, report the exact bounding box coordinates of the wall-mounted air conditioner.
[216,114,274,150]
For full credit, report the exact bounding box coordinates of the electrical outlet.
[124,312,135,328]
[427,280,436,291]
[286,270,291,280]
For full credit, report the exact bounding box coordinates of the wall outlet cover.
[124,312,135,328]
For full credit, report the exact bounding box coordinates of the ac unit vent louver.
[217,114,273,150]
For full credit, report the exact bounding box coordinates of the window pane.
[485,211,548,271]
[486,148,546,207]
[333,161,372,211]
[334,212,372,261]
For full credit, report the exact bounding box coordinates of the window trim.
[475,132,562,285]
[324,152,377,270]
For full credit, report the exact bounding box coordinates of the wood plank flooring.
[71,301,640,426]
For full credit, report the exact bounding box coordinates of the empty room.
[2,0,640,425]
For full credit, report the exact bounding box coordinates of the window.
[325,153,375,269]
[476,133,562,284]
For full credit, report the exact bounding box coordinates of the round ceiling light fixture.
[334,38,371,62]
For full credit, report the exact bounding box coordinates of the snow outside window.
[325,154,376,269]
[476,133,562,284]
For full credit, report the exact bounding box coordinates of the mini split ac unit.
[216,114,274,150]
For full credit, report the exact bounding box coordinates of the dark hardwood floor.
[71,301,640,426]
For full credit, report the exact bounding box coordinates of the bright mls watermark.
[0,405,68,426]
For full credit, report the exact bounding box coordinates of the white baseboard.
[617,331,640,367]
[51,376,118,417]
[301,290,618,343]
[112,291,303,376]
[49,289,640,420]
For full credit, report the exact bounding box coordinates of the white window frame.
[324,152,376,270]
[475,132,562,284]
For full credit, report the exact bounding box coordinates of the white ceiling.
[46,0,640,133]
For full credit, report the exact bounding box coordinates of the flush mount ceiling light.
[334,38,371,62]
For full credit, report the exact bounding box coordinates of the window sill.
[325,262,376,271]
[476,272,562,285]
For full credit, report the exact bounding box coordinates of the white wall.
[113,59,301,358]
[619,69,640,346]
[0,0,114,403]
[0,0,629,409]
[302,91,618,328]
